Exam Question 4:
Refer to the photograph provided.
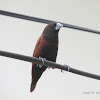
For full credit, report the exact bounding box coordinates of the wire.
[0,10,100,34]
[0,10,100,80]
[0,50,100,80]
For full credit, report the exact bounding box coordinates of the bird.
[30,22,63,92]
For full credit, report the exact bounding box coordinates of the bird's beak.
[55,23,63,30]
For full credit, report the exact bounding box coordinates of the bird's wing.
[30,34,49,92]
[33,34,48,57]
[30,34,58,92]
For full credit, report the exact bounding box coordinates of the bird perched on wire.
[30,22,63,92]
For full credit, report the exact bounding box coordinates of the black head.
[43,22,63,35]
[42,22,63,43]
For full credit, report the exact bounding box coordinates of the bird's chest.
[40,45,58,62]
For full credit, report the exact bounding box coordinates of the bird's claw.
[61,70,65,73]
[61,65,70,73]
[37,57,46,68]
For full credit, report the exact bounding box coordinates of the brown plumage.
[30,22,63,92]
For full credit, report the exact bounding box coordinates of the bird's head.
[50,22,63,30]
[43,22,63,35]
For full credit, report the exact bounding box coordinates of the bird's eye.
[51,24,54,27]
[51,24,56,28]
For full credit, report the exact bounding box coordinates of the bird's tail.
[30,79,37,92]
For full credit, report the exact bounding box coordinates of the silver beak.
[55,23,63,30]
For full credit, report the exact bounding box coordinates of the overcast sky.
[0,0,100,100]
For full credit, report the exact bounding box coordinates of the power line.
[0,10,100,81]
[0,10,100,34]
[0,50,100,80]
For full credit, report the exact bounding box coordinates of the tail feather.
[30,82,36,92]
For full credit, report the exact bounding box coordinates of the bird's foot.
[61,69,65,73]
[61,65,70,73]
[37,57,46,68]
